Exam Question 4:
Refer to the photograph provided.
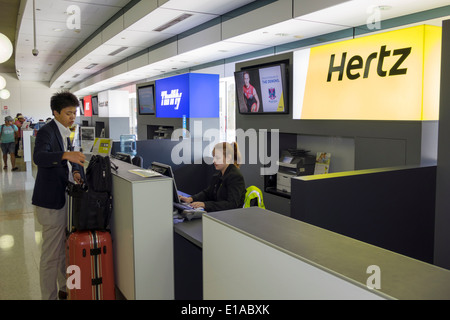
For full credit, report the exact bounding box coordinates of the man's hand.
[73,171,83,184]
[62,151,85,166]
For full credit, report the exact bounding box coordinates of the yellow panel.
[298,25,442,121]
[422,25,442,121]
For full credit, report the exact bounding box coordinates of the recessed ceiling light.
[85,63,98,69]
[53,28,64,32]
[153,13,193,32]
[108,46,128,56]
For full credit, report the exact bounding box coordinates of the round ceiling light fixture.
[0,33,13,63]
[0,89,11,100]
[0,75,6,90]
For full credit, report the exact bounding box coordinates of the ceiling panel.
[160,0,256,15]
[14,0,132,82]
[9,0,450,92]
[126,7,218,34]
[21,0,127,24]
[104,29,172,48]
[297,0,450,27]
[224,19,348,47]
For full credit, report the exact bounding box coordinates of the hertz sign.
[293,25,442,120]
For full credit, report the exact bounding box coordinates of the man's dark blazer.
[32,120,79,210]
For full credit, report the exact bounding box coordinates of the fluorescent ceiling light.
[108,47,129,56]
[153,13,193,32]
[85,63,98,69]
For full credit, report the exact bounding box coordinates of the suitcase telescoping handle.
[73,163,87,189]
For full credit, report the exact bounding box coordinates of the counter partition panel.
[202,207,450,300]
[290,165,436,263]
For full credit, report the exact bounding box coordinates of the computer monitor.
[151,161,180,204]
[114,152,132,164]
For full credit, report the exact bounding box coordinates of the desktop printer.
[276,149,315,193]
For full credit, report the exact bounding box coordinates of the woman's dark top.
[191,164,246,212]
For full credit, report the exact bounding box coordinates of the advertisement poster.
[80,127,95,154]
[83,95,92,117]
[314,152,331,175]
[259,66,285,113]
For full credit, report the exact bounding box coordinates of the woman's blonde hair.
[212,142,242,168]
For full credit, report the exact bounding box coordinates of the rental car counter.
[109,159,450,300]
[109,159,174,300]
[176,207,450,300]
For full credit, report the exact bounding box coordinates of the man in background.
[0,116,19,171]
[14,114,25,158]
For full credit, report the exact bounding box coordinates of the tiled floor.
[0,157,42,300]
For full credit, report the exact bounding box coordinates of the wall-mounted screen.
[235,63,288,114]
[92,96,98,115]
[137,84,155,115]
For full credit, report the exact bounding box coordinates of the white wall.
[0,73,59,121]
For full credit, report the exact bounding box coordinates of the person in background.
[14,114,25,158]
[179,142,246,212]
[32,91,85,300]
[0,116,19,171]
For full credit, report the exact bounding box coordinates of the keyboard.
[173,202,205,220]
[173,202,195,211]
[182,210,204,221]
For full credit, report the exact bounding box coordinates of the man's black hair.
[50,91,79,114]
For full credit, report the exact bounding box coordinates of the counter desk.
[110,159,174,300]
[173,218,203,300]
[202,207,450,300]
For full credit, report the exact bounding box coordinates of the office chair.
[132,155,144,168]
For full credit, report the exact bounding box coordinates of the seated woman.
[179,142,246,212]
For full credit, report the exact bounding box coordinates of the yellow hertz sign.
[294,25,442,120]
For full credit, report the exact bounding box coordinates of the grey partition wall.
[290,166,437,263]
[112,139,215,196]
[435,19,450,270]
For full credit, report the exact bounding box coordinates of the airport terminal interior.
[2,0,450,301]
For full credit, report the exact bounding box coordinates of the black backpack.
[67,155,115,232]
[86,155,113,193]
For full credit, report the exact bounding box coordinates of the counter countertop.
[173,218,202,248]
[205,207,450,300]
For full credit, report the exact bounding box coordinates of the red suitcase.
[66,230,116,300]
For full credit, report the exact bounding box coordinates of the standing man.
[32,91,85,300]
[0,116,19,171]
[14,114,25,157]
